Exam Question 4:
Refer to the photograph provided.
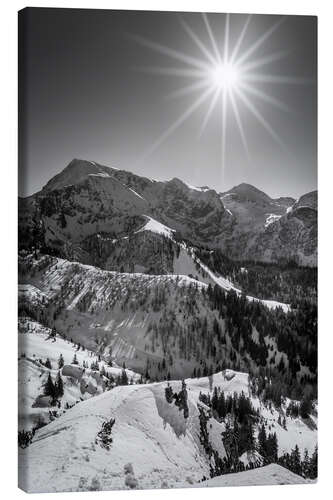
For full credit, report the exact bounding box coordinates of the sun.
[210,63,240,91]
[132,14,310,186]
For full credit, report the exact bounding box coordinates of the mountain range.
[19,159,317,268]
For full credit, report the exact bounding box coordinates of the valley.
[18,159,317,491]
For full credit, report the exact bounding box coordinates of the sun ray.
[139,86,215,163]
[235,17,285,66]
[202,13,221,63]
[229,15,252,64]
[238,81,292,113]
[223,13,230,63]
[131,13,311,178]
[242,73,313,85]
[165,79,210,100]
[229,89,250,157]
[240,49,290,73]
[132,66,206,78]
[179,17,217,65]
[221,87,228,184]
[235,87,285,148]
[199,87,221,136]
[129,33,211,71]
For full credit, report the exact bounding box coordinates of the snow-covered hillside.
[135,215,176,239]
[174,245,290,312]
[19,253,215,377]
[18,317,140,431]
[201,464,308,487]
[18,369,316,493]
[19,252,300,383]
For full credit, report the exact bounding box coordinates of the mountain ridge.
[19,158,317,267]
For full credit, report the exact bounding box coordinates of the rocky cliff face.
[18,159,317,267]
[218,183,317,266]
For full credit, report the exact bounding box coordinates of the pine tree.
[174,380,189,418]
[302,449,310,478]
[55,371,64,398]
[181,380,189,418]
[90,359,99,371]
[300,397,312,419]
[218,391,227,419]
[308,446,318,479]
[43,372,56,399]
[266,432,278,462]
[291,444,301,475]
[258,424,267,459]
[58,353,64,369]
[45,358,52,369]
[121,368,128,386]
[245,422,255,451]
[212,387,219,412]
[165,384,173,404]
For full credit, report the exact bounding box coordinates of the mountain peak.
[221,182,272,203]
[42,159,116,192]
[295,190,317,210]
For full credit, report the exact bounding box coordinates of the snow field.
[18,369,316,492]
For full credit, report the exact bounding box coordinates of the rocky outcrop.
[219,183,317,266]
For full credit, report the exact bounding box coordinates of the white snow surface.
[201,464,309,487]
[183,181,210,192]
[135,215,176,239]
[128,187,145,200]
[88,172,111,178]
[18,369,316,493]
[18,317,140,431]
[184,247,290,312]
[265,214,282,228]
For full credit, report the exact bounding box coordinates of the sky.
[19,8,317,199]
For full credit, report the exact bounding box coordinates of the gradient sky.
[19,8,317,199]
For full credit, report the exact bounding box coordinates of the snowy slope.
[201,464,308,487]
[19,382,211,492]
[18,317,140,431]
[135,215,175,239]
[19,253,214,378]
[174,245,290,312]
[18,370,316,493]
[18,253,300,384]
[186,370,317,458]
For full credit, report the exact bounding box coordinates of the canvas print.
[18,8,317,492]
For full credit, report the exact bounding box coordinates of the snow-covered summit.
[42,159,118,192]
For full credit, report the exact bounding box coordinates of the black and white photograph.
[17,7,317,493]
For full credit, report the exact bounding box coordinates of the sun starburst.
[130,13,312,186]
